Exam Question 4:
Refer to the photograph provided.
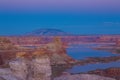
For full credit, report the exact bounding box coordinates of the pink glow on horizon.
[0,0,120,13]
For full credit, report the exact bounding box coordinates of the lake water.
[66,61,120,74]
[67,44,118,60]
[65,44,120,74]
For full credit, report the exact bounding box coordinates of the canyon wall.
[0,55,52,80]
[2,35,120,46]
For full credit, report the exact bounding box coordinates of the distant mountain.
[25,29,72,36]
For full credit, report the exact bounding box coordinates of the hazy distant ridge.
[25,29,72,36]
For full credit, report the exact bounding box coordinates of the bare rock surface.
[54,74,116,80]
[88,67,120,80]
[28,57,52,80]
[0,56,52,80]
[0,77,5,80]
[9,59,28,80]
[0,69,11,75]
[0,74,20,80]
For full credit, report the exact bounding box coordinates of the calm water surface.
[66,61,120,74]
[66,44,120,74]
[67,44,118,60]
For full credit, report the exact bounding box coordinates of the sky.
[0,0,120,35]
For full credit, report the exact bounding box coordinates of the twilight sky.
[0,0,120,35]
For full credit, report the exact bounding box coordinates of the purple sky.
[0,0,120,13]
[0,0,120,35]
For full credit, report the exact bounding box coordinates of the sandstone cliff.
[0,55,52,80]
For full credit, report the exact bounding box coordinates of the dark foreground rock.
[54,74,116,80]
[88,67,120,80]
[76,56,120,65]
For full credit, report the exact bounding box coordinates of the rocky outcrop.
[54,74,116,80]
[0,68,19,80]
[0,77,5,80]
[0,54,52,80]
[0,37,17,50]
[0,55,3,65]
[116,39,120,47]
[45,37,75,65]
[88,67,120,80]
[0,36,75,66]
[76,56,120,65]
[29,56,52,80]
[9,59,28,80]
[5,35,120,46]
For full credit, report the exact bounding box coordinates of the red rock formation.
[116,39,120,46]
[3,35,120,46]
[0,55,3,65]
[105,68,120,77]
[89,68,120,80]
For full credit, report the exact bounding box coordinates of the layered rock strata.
[0,56,52,80]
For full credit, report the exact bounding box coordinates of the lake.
[65,44,120,74]
[67,44,118,60]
